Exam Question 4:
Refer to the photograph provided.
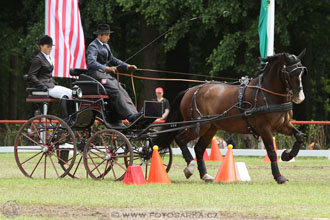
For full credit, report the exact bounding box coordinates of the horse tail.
[152,90,187,149]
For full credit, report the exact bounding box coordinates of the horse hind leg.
[194,131,216,182]
[174,130,195,179]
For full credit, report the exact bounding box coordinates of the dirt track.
[8,204,281,220]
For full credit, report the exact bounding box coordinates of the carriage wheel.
[60,117,107,178]
[14,115,76,178]
[129,139,173,178]
[83,129,133,181]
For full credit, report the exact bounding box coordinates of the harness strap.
[238,77,260,139]
[190,84,207,120]
[190,83,210,134]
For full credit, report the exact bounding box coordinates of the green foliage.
[0,124,21,146]
[0,0,330,120]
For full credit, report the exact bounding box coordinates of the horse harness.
[190,75,293,138]
[236,75,292,138]
[238,77,260,138]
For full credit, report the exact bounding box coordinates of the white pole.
[45,0,48,34]
[267,0,275,56]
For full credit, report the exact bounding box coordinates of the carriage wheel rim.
[83,129,133,181]
[14,114,77,178]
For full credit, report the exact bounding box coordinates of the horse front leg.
[261,131,288,184]
[280,123,304,161]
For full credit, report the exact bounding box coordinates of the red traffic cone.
[215,145,237,182]
[123,166,146,185]
[195,149,210,161]
[209,137,223,161]
[147,146,171,184]
[264,137,278,162]
[203,149,210,161]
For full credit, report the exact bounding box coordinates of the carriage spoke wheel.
[61,118,107,178]
[129,140,173,179]
[83,129,133,181]
[14,115,76,178]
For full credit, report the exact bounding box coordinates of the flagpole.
[258,0,275,59]
[45,0,48,34]
[267,0,275,56]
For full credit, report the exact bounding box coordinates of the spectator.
[153,87,170,120]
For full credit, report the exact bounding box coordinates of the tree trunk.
[9,53,19,120]
[315,63,326,120]
[138,18,159,109]
[165,37,190,102]
[0,71,4,119]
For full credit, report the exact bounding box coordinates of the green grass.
[0,152,329,219]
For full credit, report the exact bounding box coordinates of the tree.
[0,0,329,120]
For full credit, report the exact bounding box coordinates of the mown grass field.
[0,152,329,220]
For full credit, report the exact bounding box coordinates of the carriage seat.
[70,68,109,99]
[23,74,59,103]
[23,74,59,116]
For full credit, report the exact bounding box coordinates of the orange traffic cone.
[123,166,146,185]
[203,150,210,161]
[264,137,278,162]
[215,145,237,182]
[147,146,171,184]
[209,137,223,161]
[195,149,210,161]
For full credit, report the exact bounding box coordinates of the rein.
[114,70,208,107]
[115,71,207,83]
[246,85,290,97]
[138,68,237,81]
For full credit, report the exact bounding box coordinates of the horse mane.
[256,53,286,76]
[259,53,285,64]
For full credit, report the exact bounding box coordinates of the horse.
[153,50,307,184]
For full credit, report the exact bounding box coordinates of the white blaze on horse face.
[293,72,305,104]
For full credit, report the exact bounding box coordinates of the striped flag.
[46,0,86,78]
[258,0,275,58]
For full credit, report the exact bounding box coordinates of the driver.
[86,24,141,127]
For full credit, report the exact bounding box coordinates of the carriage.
[14,68,173,180]
[14,51,308,184]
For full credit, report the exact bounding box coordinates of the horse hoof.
[201,173,214,183]
[276,175,289,184]
[183,160,195,179]
[281,149,292,162]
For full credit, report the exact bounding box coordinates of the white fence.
[176,148,330,159]
[2,147,329,159]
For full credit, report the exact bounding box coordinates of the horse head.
[282,49,308,104]
[260,49,308,104]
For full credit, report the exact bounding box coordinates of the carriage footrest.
[129,115,156,128]
[128,101,162,128]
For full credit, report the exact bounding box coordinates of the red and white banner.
[46,0,86,78]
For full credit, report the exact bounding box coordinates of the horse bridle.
[281,61,307,93]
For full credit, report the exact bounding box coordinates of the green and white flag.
[258,0,275,58]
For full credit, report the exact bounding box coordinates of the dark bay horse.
[153,50,307,184]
